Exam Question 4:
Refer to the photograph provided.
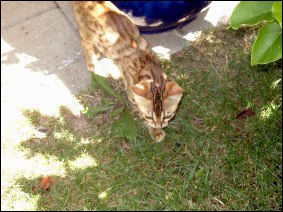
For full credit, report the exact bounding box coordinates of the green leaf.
[91,73,124,102]
[82,106,111,116]
[231,1,274,29]
[272,1,282,28]
[114,108,137,141]
[251,21,282,65]
[197,167,204,178]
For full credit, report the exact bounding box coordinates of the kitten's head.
[131,80,184,128]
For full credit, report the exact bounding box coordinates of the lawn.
[1,26,282,210]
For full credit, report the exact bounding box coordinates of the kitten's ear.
[165,81,184,96]
[131,80,150,98]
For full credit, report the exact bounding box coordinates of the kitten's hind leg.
[81,39,96,71]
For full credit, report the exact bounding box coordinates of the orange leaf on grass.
[236,109,255,119]
[40,176,55,191]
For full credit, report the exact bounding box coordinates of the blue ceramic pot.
[112,1,211,34]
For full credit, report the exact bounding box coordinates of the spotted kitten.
[73,1,184,142]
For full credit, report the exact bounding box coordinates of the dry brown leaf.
[236,109,255,119]
[40,176,55,191]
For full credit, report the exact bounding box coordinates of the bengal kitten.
[73,1,184,142]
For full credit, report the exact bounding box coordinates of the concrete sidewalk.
[1,1,239,133]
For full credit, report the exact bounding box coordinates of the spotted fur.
[73,1,184,142]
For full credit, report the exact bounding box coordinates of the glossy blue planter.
[112,1,211,34]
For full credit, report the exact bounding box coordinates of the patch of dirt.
[70,115,90,132]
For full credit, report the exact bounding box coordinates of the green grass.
[2,26,282,210]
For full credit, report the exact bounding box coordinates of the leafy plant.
[82,105,113,117]
[83,73,137,141]
[113,108,137,141]
[231,1,282,65]
[91,72,124,103]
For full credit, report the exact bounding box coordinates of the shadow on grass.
[15,26,282,211]
[19,105,183,210]
[18,106,139,210]
[21,107,98,161]
[15,166,114,211]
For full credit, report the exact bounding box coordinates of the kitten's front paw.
[149,128,165,142]
[87,63,95,72]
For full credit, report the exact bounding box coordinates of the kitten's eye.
[164,113,174,120]
[145,115,153,120]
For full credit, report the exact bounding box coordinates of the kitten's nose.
[154,123,162,128]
